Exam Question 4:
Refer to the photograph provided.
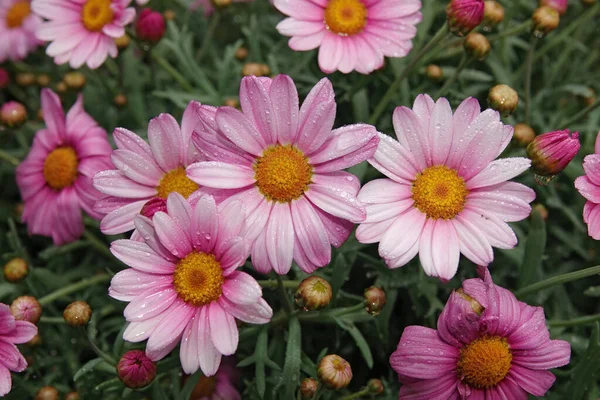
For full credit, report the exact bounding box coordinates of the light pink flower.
[575,131,600,240]
[109,192,272,376]
[190,357,241,400]
[356,94,535,281]
[390,267,571,399]
[0,303,37,397]
[16,89,112,245]
[274,0,422,74]
[93,101,206,236]
[191,0,255,17]
[0,0,42,62]
[187,75,379,275]
[31,0,135,69]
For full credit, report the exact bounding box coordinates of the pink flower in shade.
[274,0,422,74]
[446,0,484,36]
[187,75,379,275]
[527,129,580,177]
[190,357,241,400]
[0,303,37,397]
[16,89,112,246]
[109,193,273,376]
[390,267,571,399]
[355,94,535,281]
[575,131,600,240]
[0,0,42,62]
[31,0,135,69]
[93,101,206,237]
[117,350,157,389]
[540,0,568,15]
[190,0,255,17]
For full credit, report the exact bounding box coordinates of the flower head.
[1,101,27,127]
[189,357,241,400]
[390,267,570,398]
[356,94,534,281]
[446,0,484,36]
[16,90,112,245]
[575,131,600,240]
[136,8,165,43]
[117,350,157,388]
[527,129,580,178]
[274,0,422,74]
[318,354,352,389]
[295,276,332,311]
[187,75,379,275]
[0,0,42,62]
[540,0,567,15]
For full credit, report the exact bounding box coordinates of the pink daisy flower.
[0,303,37,397]
[575,131,600,239]
[187,75,379,275]
[0,0,42,62]
[390,267,571,399]
[109,192,273,376]
[93,101,206,236]
[16,89,112,245]
[356,94,535,281]
[191,0,255,17]
[31,0,135,69]
[190,357,241,400]
[274,0,422,74]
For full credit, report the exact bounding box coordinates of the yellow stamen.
[172,252,223,306]
[156,167,199,199]
[6,1,30,29]
[412,165,468,219]
[324,0,368,36]
[43,147,79,190]
[81,0,114,32]
[457,336,512,389]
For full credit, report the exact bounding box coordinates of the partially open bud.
[65,392,80,400]
[0,68,9,88]
[483,1,504,28]
[114,34,130,49]
[140,197,167,219]
[539,0,567,15]
[63,301,92,326]
[37,74,51,87]
[513,123,536,146]
[114,94,128,107]
[488,84,518,117]
[295,276,332,311]
[446,0,484,36]
[64,72,86,90]
[364,286,386,316]
[464,32,490,60]
[15,72,35,86]
[136,8,166,43]
[35,386,59,400]
[425,64,443,82]
[4,257,28,282]
[242,63,270,77]
[235,47,249,60]
[318,355,352,390]
[532,6,560,37]
[163,10,176,21]
[527,129,580,180]
[1,101,27,127]
[532,203,549,220]
[367,378,384,394]
[11,296,41,323]
[299,378,319,399]
[117,350,157,389]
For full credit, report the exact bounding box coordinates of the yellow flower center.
[43,147,79,190]
[324,0,368,36]
[6,1,30,28]
[254,145,313,203]
[457,336,512,389]
[412,165,468,219]
[81,0,114,32]
[192,376,217,398]
[156,167,199,199]
[172,252,224,307]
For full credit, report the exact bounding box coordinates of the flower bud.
[532,6,560,36]
[11,296,41,323]
[37,74,51,87]
[488,84,518,117]
[36,109,44,121]
[0,68,10,88]
[584,88,596,107]
[364,286,386,316]
[212,0,233,8]
[295,276,332,311]
[483,1,504,28]
[163,10,176,21]
[224,97,240,108]
[27,333,42,347]
[425,64,443,82]
[242,62,270,77]
[63,72,86,90]
[464,32,490,60]
[527,129,580,178]
[65,392,80,400]
[513,123,536,146]
[114,94,128,107]
[15,72,35,86]
[63,301,92,326]
[299,378,319,399]
[35,386,59,400]
[136,8,166,43]
[114,34,131,49]
[1,101,27,127]
[3,257,28,282]
[55,81,68,94]
[367,378,384,394]
[117,350,157,388]
[532,203,548,220]
[446,0,484,37]
[140,197,167,219]
[317,355,352,390]
[235,47,249,60]
[539,0,567,15]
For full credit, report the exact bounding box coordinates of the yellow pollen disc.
[412,165,468,219]
[43,147,79,190]
[457,336,512,389]
[254,145,313,203]
[156,167,199,199]
[6,1,30,28]
[81,0,114,32]
[172,252,224,307]
[324,0,368,36]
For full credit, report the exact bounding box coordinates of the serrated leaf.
[566,323,600,398]
[74,358,105,382]
[273,317,301,400]
[334,317,373,369]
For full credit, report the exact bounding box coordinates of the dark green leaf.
[273,317,301,400]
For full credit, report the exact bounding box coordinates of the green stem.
[258,279,301,289]
[561,99,600,128]
[340,388,370,400]
[488,20,531,42]
[311,384,324,400]
[524,35,538,125]
[277,275,294,314]
[297,301,367,324]
[0,149,20,166]
[434,54,472,98]
[38,274,111,306]
[151,52,194,92]
[369,24,449,125]
[549,313,600,328]
[515,265,600,298]
[83,230,113,259]
[39,316,65,324]
[83,327,116,366]
[196,13,221,63]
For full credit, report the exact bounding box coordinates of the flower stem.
[83,230,113,259]
[151,52,194,92]
[549,313,600,328]
[434,54,472,98]
[340,388,370,400]
[515,265,600,298]
[38,274,111,306]
[196,12,221,62]
[258,279,301,289]
[487,20,532,42]
[524,35,538,125]
[83,327,116,366]
[561,99,600,128]
[297,301,367,323]
[0,149,20,166]
[277,275,295,314]
[39,316,65,324]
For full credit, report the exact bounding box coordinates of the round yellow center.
[81,0,114,32]
[412,165,468,219]
[457,336,512,389]
[172,252,224,306]
[254,145,312,203]
[43,147,79,190]
[324,0,368,36]
[192,376,217,398]
[6,1,30,28]
[156,167,199,199]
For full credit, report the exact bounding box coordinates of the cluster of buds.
[117,350,157,388]
[446,0,485,36]
[63,301,92,326]
[1,101,27,127]
[295,276,332,311]
[527,129,580,184]
[488,84,519,117]
[136,8,166,43]
[464,32,491,60]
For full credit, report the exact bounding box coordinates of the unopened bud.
[513,123,536,146]
[539,0,567,15]
[37,74,51,87]
[4,257,28,282]
[483,1,504,28]
[140,197,167,219]
[224,97,239,108]
[299,378,319,399]
[117,350,157,388]
[532,204,548,220]
[242,63,270,77]
[63,301,92,326]
[364,286,386,316]
[1,101,27,127]
[163,10,176,21]
[446,0,484,36]
[55,81,68,94]
[425,64,443,82]
[35,386,59,400]
[15,72,35,86]
[0,68,9,88]
[65,392,80,400]
[295,276,332,311]
[488,84,518,117]
[64,72,86,90]
[11,296,41,323]
[114,34,131,49]
[527,129,580,179]
[114,94,128,107]
[212,0,233,8]
[136,8,166,43]
[464,32,490,60]
[367,378,384,394]
[235,47,249,60]
[27,333,42,346]
[318,355,352,390]
[532,6,560,36]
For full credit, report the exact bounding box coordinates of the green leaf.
[331,253,351,305]
[255,328,268,398]
[519,208,546,289]
[584,286,600,297]
[74,358,105,382]
[334,317,373,369]
[273,317,301,400]
[566,323,600,398]
[177,370,202,400]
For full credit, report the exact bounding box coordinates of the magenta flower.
[93,101,206,236]
[136,8,165,43]
[446,0,484,36]
[117,350,157,388]
[575,131,600,240]
[527,129,580,177]
[274,0,422,74]
[187,75,379,275]
[109,193,272,376]
[390,267,570,399]
[32,0,135,69]
[190,357,241,400]
[0,303,37,397]
[16,89,112,245]
[356,95,534,281]
[0,0,42,62]
[540,0,568,15]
